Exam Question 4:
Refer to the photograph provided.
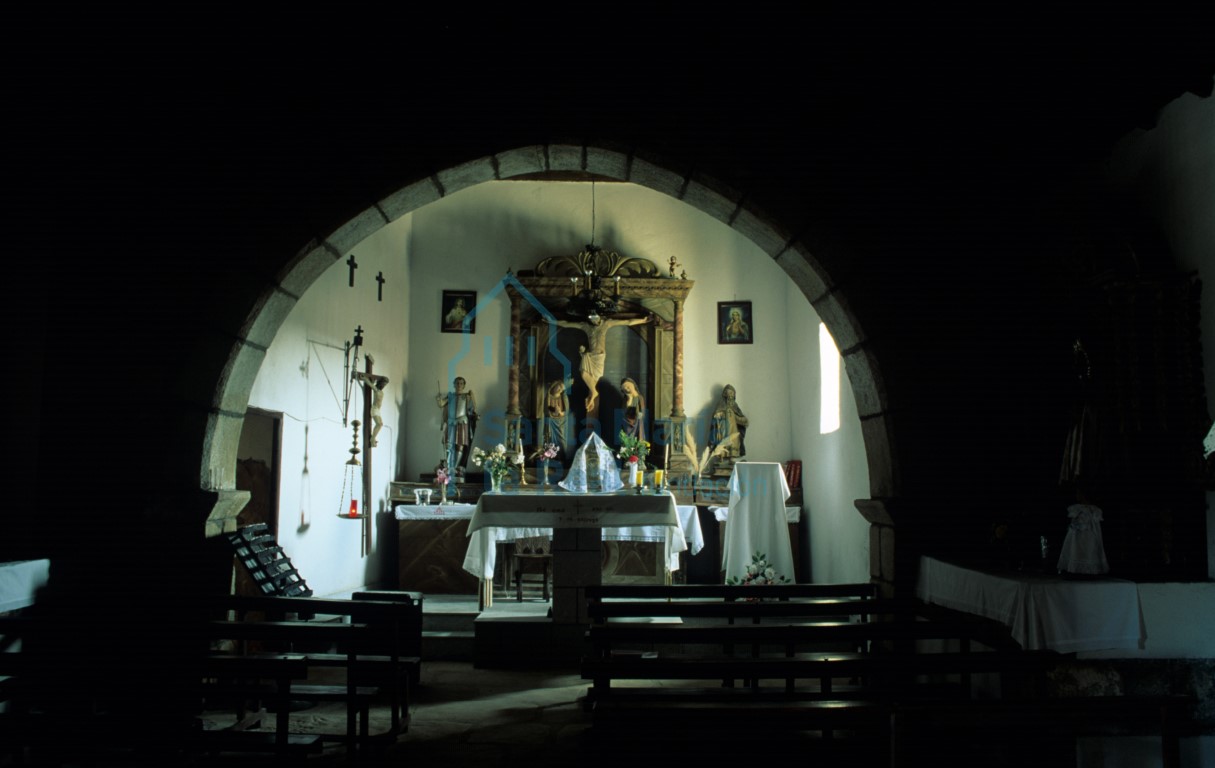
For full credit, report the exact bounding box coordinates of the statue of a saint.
[620,377,646,442]
[437,376,477,473]
[709,384,748,461]
[543,379,570,457]
[555,314,652,418]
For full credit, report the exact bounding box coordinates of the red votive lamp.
[348,499,359,517]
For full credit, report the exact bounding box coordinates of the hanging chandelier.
[532,180,662,320]
[566,263,621,322]
[565,181,620,322]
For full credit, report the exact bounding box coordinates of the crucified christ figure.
[353,354,390,447]
[555,314,652,419]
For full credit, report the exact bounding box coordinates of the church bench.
[203,616,388,755]
[580,584,1064,755]
[196,653,323,761]
[205,593,422,735]
[585,582,898,628]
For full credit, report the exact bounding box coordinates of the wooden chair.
[513,536,552,601]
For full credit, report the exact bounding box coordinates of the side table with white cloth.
[720,462,796,584]
[0,559,50,613]
[916,555,1145,653]
[710,504,801,583]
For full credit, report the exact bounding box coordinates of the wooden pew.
[581,583,1194,765]
[209,593,421,729]
[195,653,324,761]
[202,593,422,755]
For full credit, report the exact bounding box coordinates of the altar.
[393,491,702,619]
[468,487,685,623]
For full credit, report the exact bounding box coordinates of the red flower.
[628,455,638,464]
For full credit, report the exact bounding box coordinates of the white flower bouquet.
[726,551,790,586]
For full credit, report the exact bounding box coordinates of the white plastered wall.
[248,180,870,593]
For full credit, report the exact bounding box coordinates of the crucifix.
[376,271,385,301]
[353,353,388,557]
[346,254,358,287]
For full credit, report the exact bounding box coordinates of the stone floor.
[190,657,894,768]
[193,659,592,766]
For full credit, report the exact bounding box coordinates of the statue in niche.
[620,377,646,442]
[709,384,748,476]
[437,376,477,475]
[542,379,570,458]
[555,314,653,419]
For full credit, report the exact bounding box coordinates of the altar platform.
[410,591,584,668]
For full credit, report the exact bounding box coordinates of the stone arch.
[200,143,896,533]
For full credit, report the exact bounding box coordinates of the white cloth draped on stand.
[721,462,795,583]
[1057,503,1109,575]
[558,432,623,493]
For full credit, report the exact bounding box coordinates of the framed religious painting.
[441,290,476,333]
[717,301,753,344]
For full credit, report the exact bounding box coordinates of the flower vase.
[439,482,448,505]
[539,460,551,487]
[489,472,503,493]
[623,465,636,488]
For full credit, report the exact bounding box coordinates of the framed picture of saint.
[441,290,476,334]
[717,301,753,345]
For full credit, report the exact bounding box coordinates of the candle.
[348,499,359,517]
[664,442,670,466]
[654,469,665,488]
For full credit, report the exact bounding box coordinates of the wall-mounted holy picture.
[718,301,753,344]
[441,290,476,333]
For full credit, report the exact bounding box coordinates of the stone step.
[422,629,475,661]
[423,610,479,634]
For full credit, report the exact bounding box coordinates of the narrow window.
[820,323,840,434]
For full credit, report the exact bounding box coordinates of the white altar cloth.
[0,559,50,613]
[915,555,1145,653]
[436,490,696,579]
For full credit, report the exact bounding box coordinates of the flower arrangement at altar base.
[726,551,791,586]
[472,443,514,489]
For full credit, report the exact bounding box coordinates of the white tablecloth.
[915,556,1145,653]
[409,490,701,579]
[0,559,50,613]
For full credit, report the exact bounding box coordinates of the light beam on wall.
[820,323,840,435]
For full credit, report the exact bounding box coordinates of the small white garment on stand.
[721,462,795,583]
[558,432,623,493]
[1057,503,1109,575]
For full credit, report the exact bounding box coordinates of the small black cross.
[346,254,358,287]
[376,271,385,302]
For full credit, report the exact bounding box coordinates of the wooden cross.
[347,254,358,287]
[376,271,385,301]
